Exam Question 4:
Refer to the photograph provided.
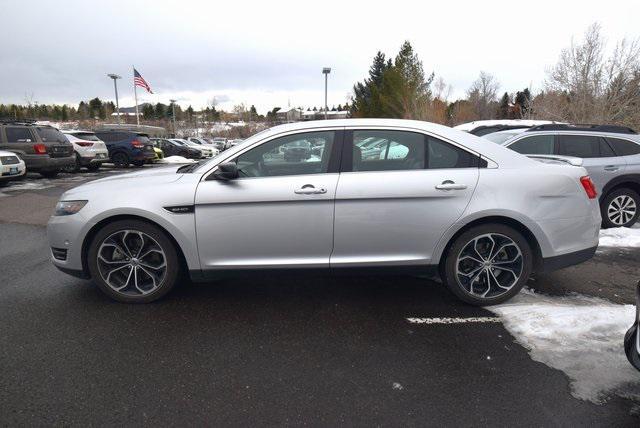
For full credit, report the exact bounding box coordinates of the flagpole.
[133,66,140,126]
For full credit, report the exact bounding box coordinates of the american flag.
[133,68,153,94]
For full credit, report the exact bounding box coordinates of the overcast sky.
[1,0,639,114]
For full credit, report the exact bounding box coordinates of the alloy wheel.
[607,195,637,226]
[455,233,523,299]
[96,230,167,296]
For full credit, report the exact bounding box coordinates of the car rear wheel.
[442,224,533,306]
[601,188,639,228]
[87,220,180,303]
[112,152,129,168]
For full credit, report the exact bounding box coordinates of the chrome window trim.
[200,124,498,181]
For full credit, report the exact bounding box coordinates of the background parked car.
[93,130,156,168]
[210,137,227,151]
[483,124,640,228]
[283,140,311,162]
[152,138,202,160]
[0,120,74,178]
[62,131,109,172]
[0,149,26,184]
[171,138,214,158]
[187,137,220,156]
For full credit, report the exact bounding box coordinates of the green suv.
[0,120,75,178]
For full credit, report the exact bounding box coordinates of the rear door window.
[508,135,555,155]
[557,135,603,158]
[5,127,35,143]
[607,137,640,156]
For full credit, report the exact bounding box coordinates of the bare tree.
[543,22,640,127]
[467,72,499,120]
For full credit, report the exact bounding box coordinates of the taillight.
[76,141,94,147]
[131,140,144,149]
[33,143,47,154]
[580,176,597,199]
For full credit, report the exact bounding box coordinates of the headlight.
[54,200,88,216]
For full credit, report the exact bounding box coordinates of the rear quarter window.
[607,137,640,156]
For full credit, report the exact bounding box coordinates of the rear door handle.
[604,165,619,172]
[294,184,327,195]
[435,181,467,191]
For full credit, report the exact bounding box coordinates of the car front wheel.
[601,188,639,228]
[442,224,533,306]
[87,220,180,303]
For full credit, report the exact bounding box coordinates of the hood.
[61,166,196,199]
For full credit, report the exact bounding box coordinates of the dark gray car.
[0,120,74,178]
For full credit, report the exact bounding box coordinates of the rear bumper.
[22,154,75,171]
[539,245,597,273]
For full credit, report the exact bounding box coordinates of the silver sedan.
[47,119,601,305]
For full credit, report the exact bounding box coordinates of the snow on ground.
[157,156,196,164]
[488,288,640,404]
[599,225,640,248]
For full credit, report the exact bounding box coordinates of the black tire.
[72,153,82,173]
[112,152,129,168]
[624,325,640,371]
[132,160,145,167]
[86,163,100,172]
[442,223,533,306]
[40,170,59,179]
[601,188,639,228]
[87,220,180,303]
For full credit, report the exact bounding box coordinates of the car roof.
[453,119,559,132]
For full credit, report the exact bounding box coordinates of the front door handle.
[435,181,467,191]
[294,184,327,195]
[604,165,619,172]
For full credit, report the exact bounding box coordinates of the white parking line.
[406,317,501,324]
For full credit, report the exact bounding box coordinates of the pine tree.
[497,92,511,119]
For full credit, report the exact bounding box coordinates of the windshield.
[483,132,520,144]
[36,127,68,143]
[69,132,100,141]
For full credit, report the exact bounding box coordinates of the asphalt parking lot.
[1,167,639,425]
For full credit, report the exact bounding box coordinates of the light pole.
[169,99,177,136]
[107,74,122,124]
[322,67,331,120]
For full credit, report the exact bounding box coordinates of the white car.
[187,137,220,156]
[171,139,215,158]
[0,150,26,184]
[62,131,109,172]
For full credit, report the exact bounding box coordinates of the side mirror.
[624,281,640,371]
[213,162,239,181]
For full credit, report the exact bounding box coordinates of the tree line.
[350,23,640,129]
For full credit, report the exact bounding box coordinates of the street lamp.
[322,67,331,120]
[169,99,177,136]
[107,74,122,124]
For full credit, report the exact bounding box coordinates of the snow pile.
[599,226,640,247]
[157,156,196,164]
[488,289,640,403]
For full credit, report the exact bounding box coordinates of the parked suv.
[0,120,74,177]
[488,124,640,228]
[151,138,202,159]
[93,130,156,168]
[62,131,109,172]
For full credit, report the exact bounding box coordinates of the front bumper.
[47,211,92,275]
